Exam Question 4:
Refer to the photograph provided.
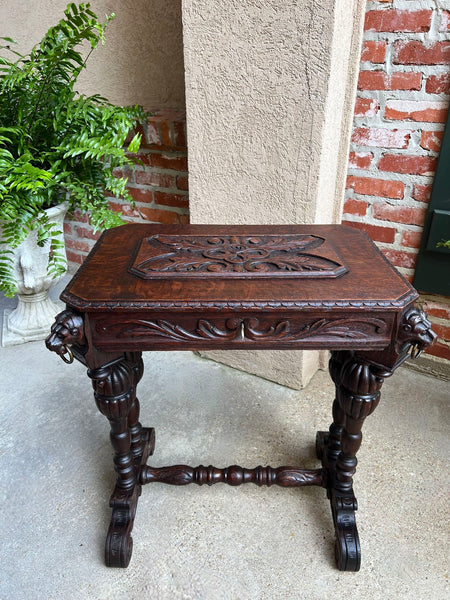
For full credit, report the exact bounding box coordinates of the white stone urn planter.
[2,202,69,346]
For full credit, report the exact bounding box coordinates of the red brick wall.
[64,109,189,266]
[343,0,450,362]
[66,6,449,364]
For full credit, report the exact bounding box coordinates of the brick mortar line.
[354,103,449,120]
[344,199,430,216]
[118,215,188,225]
[138,148,188,157]
[418,292,450,303]
[133,202,189,215]
[358,76,450,92]
[350,143,441,156]
[341,215,426,243]
[134,168,189,177]
[139,147,188,154]
[356,83,450,91]
[343,211,424,228]
[369,239,420,255]
[127,183,189,195]
[397,223,427,232]
[346,168,435,184]
[426,314,450,327]
[342,212,417,230]
[65,235,97,244]
[343,214,427,233]
[345,197,432,213]
[349,151,440,163]
[134,165,189,172]
[349,146,440,159]
[358,65,450,75]
[358,89,449,99]
[365,1,435,6]
[428,337,450,346]
[65,248,90,256]
[355,95,450,106]
[68,209,190,229]
[367,0,445,7]
[355,93,450,105]
[362,33,450,45]
[351,122,447,131]
[349,138,443,153]
[357,94,449,104]
[355,105,449,125]
[391,1,446,8]
[67,202,189,222]
[344,200,430,212]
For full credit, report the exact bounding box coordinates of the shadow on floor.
[0,284,449,599]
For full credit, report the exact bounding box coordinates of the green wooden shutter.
[413,110,450,296]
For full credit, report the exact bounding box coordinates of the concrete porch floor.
[0,288,449,599]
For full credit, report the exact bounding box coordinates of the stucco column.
[182,0,365,388]
[0,0,185,109]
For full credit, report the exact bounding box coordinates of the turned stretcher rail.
[45,224,437,571]
[140,464,325,487]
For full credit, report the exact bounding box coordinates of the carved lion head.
[45,309,85,361]
[400,308,437,356]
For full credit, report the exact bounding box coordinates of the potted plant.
[0,2,145,344]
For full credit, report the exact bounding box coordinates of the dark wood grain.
[140,464,324,487]
[60,224,417,312]
[90,313,394,352]
[45,223,436,572]
[129,232,347,278]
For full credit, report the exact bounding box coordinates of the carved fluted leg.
[335,357,386,496]
[316,352,347,463]
[319,351,391,571]
[88,356,151,567]
[124,351,156,461]
[89,358,136,491]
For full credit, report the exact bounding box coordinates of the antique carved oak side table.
[46,224,435,571]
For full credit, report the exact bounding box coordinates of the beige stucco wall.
[0,0,185,109]
[315,1,367,225]
[183,0,364,225]
[183,0,366,389]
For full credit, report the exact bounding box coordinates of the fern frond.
[0,3,145,294]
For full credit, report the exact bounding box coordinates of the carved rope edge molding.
[61,289,418,311]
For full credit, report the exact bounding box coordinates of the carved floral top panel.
[129,234,347,279]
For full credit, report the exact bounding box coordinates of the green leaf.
[0,2,145,295]
[127,132,142,154]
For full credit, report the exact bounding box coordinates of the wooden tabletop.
[61,224,417,312]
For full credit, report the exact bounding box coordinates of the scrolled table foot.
[105,427,155,567]
[331,491,360,572]
[105,489,137,568]
[105,532,133,568]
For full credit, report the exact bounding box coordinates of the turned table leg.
[316,351,347,464]
[88,355,152,567]
[317,351,391,571]
[46,304,436,570]
[124,352,155,461]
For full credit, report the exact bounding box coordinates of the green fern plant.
[0,2,146,296]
